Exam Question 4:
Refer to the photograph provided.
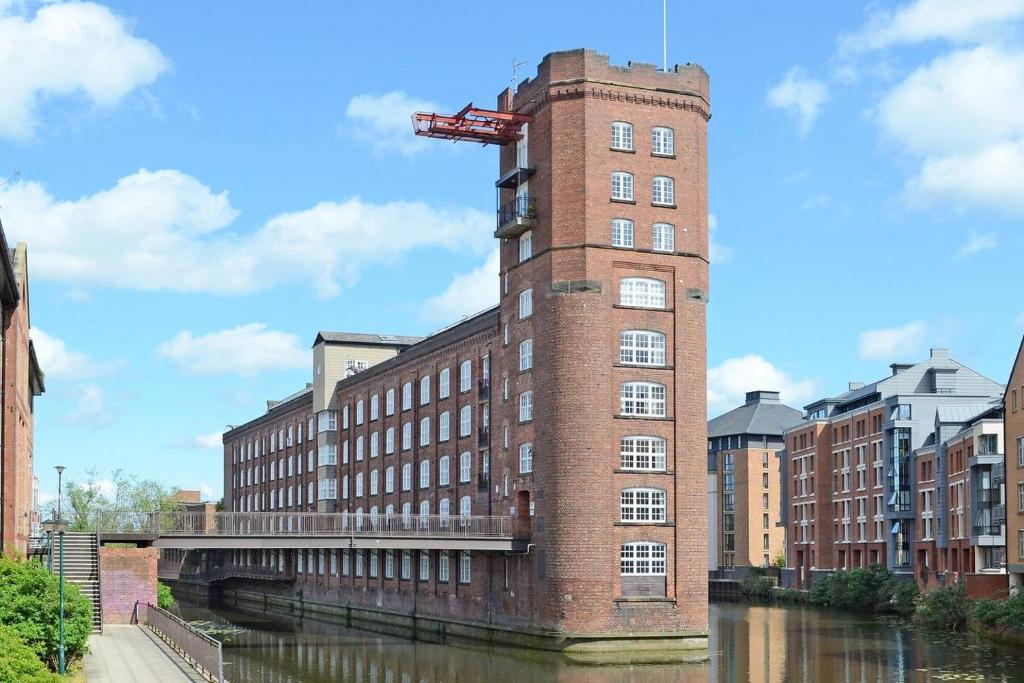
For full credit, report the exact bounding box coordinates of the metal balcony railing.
[496,195,536,237]
[478,427,490,448]
[478,379,490,401]
[994,504,1007,525]
[973,524,1003,537]
[993,461,1006,484]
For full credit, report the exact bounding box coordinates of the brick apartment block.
[1005,336,1024,590]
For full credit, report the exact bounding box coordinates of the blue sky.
[2,0,1022,502]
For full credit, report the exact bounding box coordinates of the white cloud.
[766,67,828,135]
[421,249,499,322]
[707,355,817,413]
[30,328,119,379]
[198,482,217,501]
[839,0,1024,54]
[344,91,445,156]
[61,384,113,428]
[708,214,734,264]
[906,141,1024,214]
[194,432,224,450]
[0,168,491,297]
[954,229,999,259]
[156,323,307,377]
[0,1,169,139]
[858,321,927,361]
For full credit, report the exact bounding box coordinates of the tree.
[60,469,182,532]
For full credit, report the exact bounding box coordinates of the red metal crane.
[411,103,531,146]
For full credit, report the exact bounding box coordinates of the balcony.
[478,427,490,448]
[993,461,1005,484]
[478,379,490,402]
[495,166,535,189]
[994,504,1007,525]
[495,195,536,239]
[973,524,1003,537]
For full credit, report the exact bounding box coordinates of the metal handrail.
[135,602,224,682]
[497,194,535,228]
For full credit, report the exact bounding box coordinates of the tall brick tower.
[492,49,710,651]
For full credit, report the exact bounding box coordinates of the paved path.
[84,625,208,682]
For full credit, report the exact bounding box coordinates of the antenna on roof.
[511,58,528,94]
[662,0,668,72]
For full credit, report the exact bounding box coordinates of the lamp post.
[42,465,68,675]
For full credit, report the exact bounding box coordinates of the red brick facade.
[99,546,158,624]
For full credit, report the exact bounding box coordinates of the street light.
[43,464,68,675]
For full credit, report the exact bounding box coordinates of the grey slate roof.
[935,404,998,425]
[313,332,423,347]
[708,400,804,438]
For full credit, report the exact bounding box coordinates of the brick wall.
[99,547,157,624]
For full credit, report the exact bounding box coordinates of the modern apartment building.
[1006,335,1024,590]
[220,49,711,655]
[707,391,801,570]
[0,227,45,556]
[782,348,1003,586]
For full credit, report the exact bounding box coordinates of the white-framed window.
[355,549,364,577]
[651,126,674,156]
[307,417,314,439]
[307,450,314,472]
[459,551,471,583]
[620,330,666,366]
[459,495,471,518]
[619,277,666,308]
[611,121,634,150]
[385,466,395,493]
[439,368,451,398]
[419,552,430,581]
[439,455,451,486]
[420,376,431,405]
[356,435,364,461]
[459,406,472,437]
[419,460,430,489]
[439,411,450,442]
[611,171,634,201]
[620,382,667,417]
[385,551,394,579]
[318,478,337,500]
[402,422,412,450]
[503,378,509,401]
[370,394,379,420]
[612,218,634,248]
[620,488,667,522]
[519,339,533,371]
[519,443,534,474]
[402,464,412,491]
[519,289,533,319]
[385,427,395,454]
[401,551,411,580]
[402,382,413,411]
[620,436,667,471]
[652,176,674,205]
[420,417,431,446]
[503,323,509,346]
[519,230,533,262]
[341,407,348,431]
[386,389,395,416]
[653,222,675,252]
[370,469,379,495]
[356,400,364,425]
[1018,436,1024,467]
[620,542,667,575]
[369,550,378,578]
[419,499,430,517]
[459,360,472,393]
[355,472,364,498]
[307,482,313,504]
[370,432,379,458]
[519,391,533,422]
[438,551,450,582]
[319,444,338,466]
[459,451,472,483]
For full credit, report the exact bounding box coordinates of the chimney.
[930,348,950,359]
[745,390,780,405]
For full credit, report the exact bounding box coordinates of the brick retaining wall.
[99,546,157,624]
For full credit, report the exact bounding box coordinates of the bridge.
[104,511,530,553]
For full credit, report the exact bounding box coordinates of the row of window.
[288,548,473,584]
[611,172,675,205]
[611,219,675,252]
[611,121,675,156]
[342,361,479,429]
[336,455,476,497]
[232,415,317,464]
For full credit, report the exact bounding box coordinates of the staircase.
[54,533,102,633]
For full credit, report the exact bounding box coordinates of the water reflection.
[176,601,1024,682]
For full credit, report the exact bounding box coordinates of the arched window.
[370,431,379,458]
[355,435,364,461]
[459,495,472,518]
[459,452,472,483]
[459,360,472,392]
[619,277,666,309]
[419,500,430,516]
[402,382,413,410]
[439,411,450,442]
[620,488,667,522]
[419,460,430,489]
[355,472,364,498]
[612,218,634,248]
[651,126,674,156]
[385,466,395,493]
[402,463,412,491]
[439,498,450,518]
[459,406,472,437]
[653,222,675,252]
[619,331,667,366]
[420,417,431,446]
[370,469,379,496]
[611,121,633,150]
[620,382,667,417]
[652,176,674,206]
[355,399,364,425]
[611,171,633,201]
[439,455,450,486]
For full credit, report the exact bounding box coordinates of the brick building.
[0,227,44,556]
[707,391,801,570]
[1006,335,1024,590]
[782,349,1003,586]
[220,49,711,654]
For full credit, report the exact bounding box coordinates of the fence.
[134,602,224,682]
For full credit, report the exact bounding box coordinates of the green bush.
[809,565,918,616]
[157,581,175,610]
[915,584,971,631]
[0,624,58,683]
[0,557,92,670]
[740,573,774,598]
[971,592,1024,634]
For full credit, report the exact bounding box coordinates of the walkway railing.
[135,602,224,682]
[143,511,515,539]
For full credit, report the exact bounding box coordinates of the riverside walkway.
[84,625,208,682]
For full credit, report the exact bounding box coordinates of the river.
[175,600,1024,682]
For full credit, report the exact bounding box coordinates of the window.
[401,551,411,580]
[651,127,674,156]
[652,222,675,252]
[439,412,450,442]
[611,171,634,201]
[355,472,364,497]
[612,218,634,248]
[385,427,395,454]
[370,432,379,458]
[611,121,633,150]
[652,176,674,205]
[420,417,431,446]
[355,550,364,577]
[620,330,666,366]
[385,389,395,416]
[620,382,666,417]
[419,460,430,489]
[420,376,431,405]
[459,452,472,483]
[402,463,412,491]
[619,277,666,308]
[620,488,667,522]
[385,466,394,493]
[459,360,472,393]
[370,394,379,420]
[385,551,394,579]
[438,551,450,582]
[459,406,472,436]
[318,478,337,500]
[340,408,348,431]
[419,499,430,517]
[402,422,412,450]
[620,436,667,471]
[318,444,337,466]
[307,417,314,438]
[519,339,533,371]
[519,443,534,474]
[439,368,450,398]
[402,382,412,411]
[1018,436,1024,467]
[519,391,533,422]
[416,552,429,582]
[356,435,364,461]
[370,469,379,495]
[519,230,533,262]
[459,551,472,583]
[620,542,667,575]
[519,289,533,319]
[460,495,471,518]
[439,455,450,486]
[355,400,364,425]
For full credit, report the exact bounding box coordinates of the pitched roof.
[313,332,423,347]
[708,399,803,438]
